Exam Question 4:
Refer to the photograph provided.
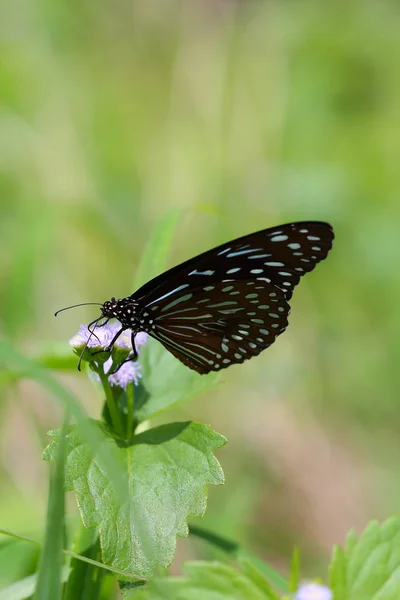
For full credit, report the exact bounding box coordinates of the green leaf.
[329,545,347,600]
[137,338,220,422]
[188,526,288,593]
[238,558,281,600]
[133,208,183,289]
[329,517,400,600]
[0,568,69,600]
[34,343,78,371]
[43,421,226,579]
[237,549,288,594]
[127,561,276,600]
[33,418,67,600]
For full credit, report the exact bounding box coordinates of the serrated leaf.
[43,421,226,579]
[329,517,400,600]
[126,561,275,600]
[137,338,220,421]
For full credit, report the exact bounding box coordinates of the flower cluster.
[70,322,148,390]
[294,582,332,600]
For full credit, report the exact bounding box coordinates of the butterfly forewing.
[125,221,334,374]
[133,221,334,305]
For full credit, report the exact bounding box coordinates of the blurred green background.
[1,0,400,592]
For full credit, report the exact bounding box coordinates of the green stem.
[189,525,238,553]
[98,367,123,438]
[126,383,135,443]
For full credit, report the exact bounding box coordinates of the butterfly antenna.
[77,316,103,371]
[55,302,103,317]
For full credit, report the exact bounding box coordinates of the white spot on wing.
[227,248,263,258]
[190,269,215,276]
[161,293,193,312]
[146,284,189,306]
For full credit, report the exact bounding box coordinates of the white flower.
[295,582,332,600]
[70,322,149,389]
[102,357,143,388]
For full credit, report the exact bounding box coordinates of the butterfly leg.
[107,332,138,375]
[90,326,126,357]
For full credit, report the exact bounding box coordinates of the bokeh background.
[1,0,400,592]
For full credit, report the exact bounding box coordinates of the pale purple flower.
[70,324,114,349]
[70,322,149,389]
[69,322,149,352]
[295,583,332,600]
[135,331,148,352]
[103,356,143,388]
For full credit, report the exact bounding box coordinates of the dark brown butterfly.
[56,221,334,374]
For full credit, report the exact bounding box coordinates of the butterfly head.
[101,297,140,328]
[101,297,120,318]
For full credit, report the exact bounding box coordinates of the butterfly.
[56,221,334,375]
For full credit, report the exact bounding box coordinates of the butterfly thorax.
[102,297,141,330]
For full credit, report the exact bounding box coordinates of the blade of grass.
[63,525,103,600]
[33,415,68,600]
[0,529,145,581]
[289,547,300,593]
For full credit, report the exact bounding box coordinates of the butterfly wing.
[131,221,333,374]
[143,279,290,374]
[132,221,334,304]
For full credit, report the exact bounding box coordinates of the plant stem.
[98,367,123,438]
[126,383,135,443]
[189,525,238,553]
